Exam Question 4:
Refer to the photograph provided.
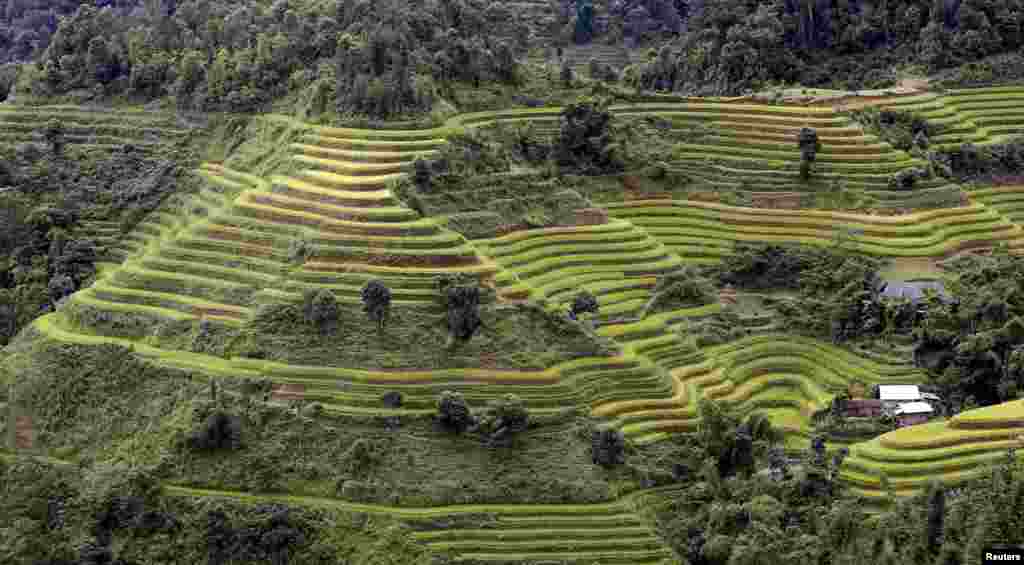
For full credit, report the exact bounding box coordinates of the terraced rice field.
[0,104,192,149]
[36,300,681,421]
[18,91,1024,528]
[613,100,962,206]
[163,484,680,564]
[840,399,1024,498]
[268,128,510,304]
[71,164,290,326]
[605,199,1024,263]
[475,221,683,320]
[865,86,1024,149]
[967,184,1024,227]
[592,334,924,445]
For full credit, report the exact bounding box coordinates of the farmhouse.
[880,280,948,303]
[879,384,923,403]
[874,385,939,426]
[893,401,935,427]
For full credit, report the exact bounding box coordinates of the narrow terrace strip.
[607,200,1024,260]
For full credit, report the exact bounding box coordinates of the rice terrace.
[2,0,1024,563]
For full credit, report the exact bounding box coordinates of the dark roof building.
[880,280,947,304]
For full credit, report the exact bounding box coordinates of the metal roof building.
[894,401,935,415]
[879,385,922,402]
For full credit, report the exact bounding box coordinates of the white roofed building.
[893,401,935,427]
[879,385,922,402]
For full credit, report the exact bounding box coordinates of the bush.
[437,391,474,433]
[382,391,403,408]
[188,410,243,451]
[569,290,599,320]
[302,289,339,333]
[555,102,623,175]
[361,280,391,329]
[340,438,387,478]
[476,394,530,443]
[717,244,815,290]
[439,277,482,343]
[592,427,626,466]
[648,267,715,312]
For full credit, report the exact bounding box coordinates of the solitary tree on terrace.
[592,427,626,466]
[437,390,474,433]
[42,118,65,155]
[798,126,820,180]
[303,289,339,334]
[439,276,482,344]
[361,279,391,329]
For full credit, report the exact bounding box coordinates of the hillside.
[2,0,1024,564]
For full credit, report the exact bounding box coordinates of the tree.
[829,392,850,426]
[592,427,625,466]
[437,390,474,433]
[361,280,391,329]
[555,102,622,174]
[412,157,431,191]
[189,410,242,451]
[52,238,97,287]
[731,423,755,478]
[798,126,820,180]
[439,278,482,344]
[767,446,791,480]
[574,0,595,44]
[382,391,402,408]
[476,394,529,443]
[303,289,339,333]
[569,290,599,320]
[926,480,946,555]
[42,119,64,155]
[560,59,574,86]
[47,273,74,305]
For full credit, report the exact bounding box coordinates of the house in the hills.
[877,385,939,426]
[880,280,948,304]
[878,384,922,404]
[893,401,935,427]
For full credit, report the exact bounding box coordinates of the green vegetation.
[6,1,1024,560]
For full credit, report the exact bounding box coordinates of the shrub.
[569,290,599,320]
[561,59,574,86]
[476,394,530,443]
[188,410,243,451]
[340,438,387,478]
[302,289,339,333]
[42,119,65,155]
[382,391,403,408]
[889,167,926,189]
[649,267,715,312]
[592,427,626,466]
[437,390,474,433]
